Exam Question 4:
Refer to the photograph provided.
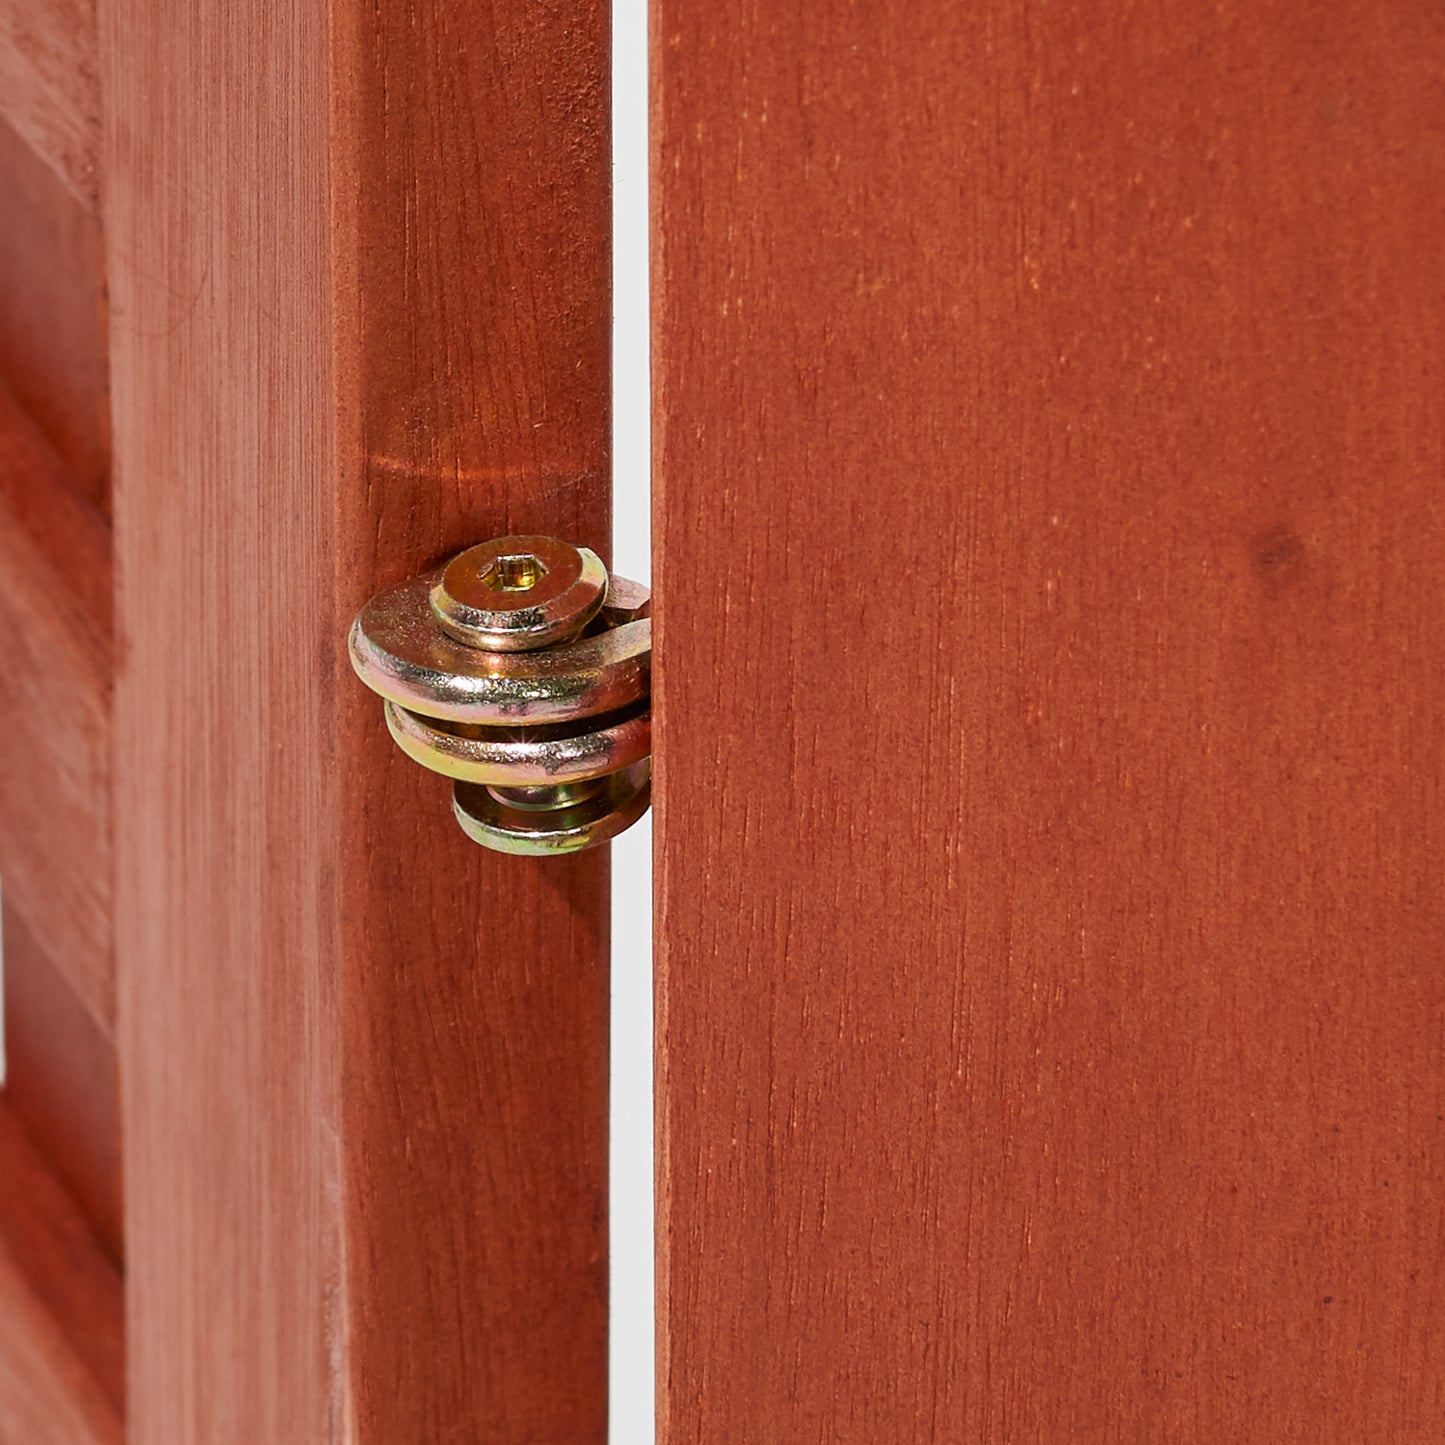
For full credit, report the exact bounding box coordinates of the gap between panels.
[610,0,654,1437]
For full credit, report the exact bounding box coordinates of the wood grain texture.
[2,902,122,1263]
[653,2,1445,1440]
[103,0,610,1437]
[0,381,112,1035]
[0,0,100,209]
[101,2,346,1433]
[332,1,611,1436]
[0,1099,122,1445]
[0,114,110,510]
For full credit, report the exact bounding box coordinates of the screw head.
[430,535,607,652]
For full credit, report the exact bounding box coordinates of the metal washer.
[453,760,652,856]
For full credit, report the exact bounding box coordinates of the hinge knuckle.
[349,535,652,855]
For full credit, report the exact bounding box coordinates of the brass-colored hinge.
[349,535,651,855]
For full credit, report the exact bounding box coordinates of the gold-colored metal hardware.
[430,534,608,652]
[349,536,651,856]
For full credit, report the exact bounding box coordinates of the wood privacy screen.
[653,0,1445,1440]
[1,0,1442,1440]
[2,0,611,1440]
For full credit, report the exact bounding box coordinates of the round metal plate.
[453,761,652,855]
[384,700,651,787]
[349,575,650,724]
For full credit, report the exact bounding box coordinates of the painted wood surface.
[653,1,1445,1439]
[0,0,99,210]
[0,1100,122,1445]
[0,382,112,1035]
[0,116,109,510]
[332,1,611,1435]
[102,0,610,1438]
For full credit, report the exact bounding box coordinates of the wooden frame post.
[102,1,611,1437]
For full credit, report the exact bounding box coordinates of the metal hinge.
[349,535,651,855]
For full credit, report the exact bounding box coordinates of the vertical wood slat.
[101,2,341,1431]
[101,0,609,1438]
[332,0,611,1438]
[654,1,1445,1440]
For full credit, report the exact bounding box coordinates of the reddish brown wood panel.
[0,116,109,512]
[331,0,611,1436]
[0,382,112,1034]
[0,0,100,210]
[654,2,1445,1440]
[2,903,121,1262]
[0,1100,122,1445]
[103,0,609,1438]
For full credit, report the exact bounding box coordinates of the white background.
[610,0,655,1437]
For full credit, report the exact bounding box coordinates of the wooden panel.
[332,0,611,1436]
[0,382,112,1034]
[100,6,344,1435]
[102,0,609,1439]
[0,0,100,210]
[2,902,121,1262]
[0,115,110,510]
[654,2,1445,1441]
[0,1099,122,1445]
